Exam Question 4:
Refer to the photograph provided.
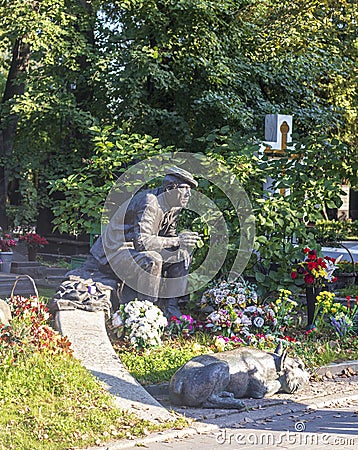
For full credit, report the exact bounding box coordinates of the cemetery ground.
[1,249,358,449]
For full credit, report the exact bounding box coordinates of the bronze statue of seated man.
[90,167,200,318]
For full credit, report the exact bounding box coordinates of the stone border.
[55,309,175,423]
[316,360,358,377]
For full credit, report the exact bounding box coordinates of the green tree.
[0,0,100,229]
[1,0,356,234]
[99,0,267,148]
[99,0,357,159]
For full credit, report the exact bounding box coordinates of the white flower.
[253,317,264,328]
[245,306,257,313]
[120,299,167,347]
[214,295,224,304]
[240,314,252,326]
[208,312,221,324]
[145,308,158,322]
[226,296,236,305]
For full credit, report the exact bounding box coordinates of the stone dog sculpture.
[169,344,309,409]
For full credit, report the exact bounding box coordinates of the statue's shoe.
[164,304,183,320]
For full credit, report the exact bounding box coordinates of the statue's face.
[165,183,191,208]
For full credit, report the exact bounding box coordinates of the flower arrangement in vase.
[0,233,17,252]
[291,247,340,330]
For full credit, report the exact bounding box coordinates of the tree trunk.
[0,38,31,230]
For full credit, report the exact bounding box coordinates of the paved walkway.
[85,379,358,449]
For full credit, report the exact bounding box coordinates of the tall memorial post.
[262,114,293,196]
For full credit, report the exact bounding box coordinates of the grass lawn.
[0,353,178,450]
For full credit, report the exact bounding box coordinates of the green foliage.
[199,127,347,295]
[337,285,358,298]
[0,0,100,227]
[49,127,172,234]
[100,0,262,148]
[1,0,356,228]
[314,219,358,243]
[294,338,358,370]
[99,0,357,155]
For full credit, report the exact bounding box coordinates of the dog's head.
[278,352,310,393]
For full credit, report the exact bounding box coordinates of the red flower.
[325,256,336,263]
[332,277,338,282]
[291,270,298,279]
[307,261,318,271]
[317,258,327,268]
[304,274,315,284]
[308,251,317,260]
[19,233,48,247]
[303,247,311,254]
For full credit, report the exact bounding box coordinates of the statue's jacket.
[91,187,182,267]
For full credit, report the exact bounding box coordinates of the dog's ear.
[274,341,283,356]
[278,350,288,372]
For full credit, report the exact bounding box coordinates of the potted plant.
[0,232,17,273]
[19,232,49,261]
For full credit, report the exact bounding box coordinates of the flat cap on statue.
[163,166,198,188]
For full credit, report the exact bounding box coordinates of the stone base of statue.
[61,255,126,311]
[60,254,188,318]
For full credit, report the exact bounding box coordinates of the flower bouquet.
[291,247,340,330]
[19,232,49,261]
[111,300,168,348]
[200,278,258,311]
[291,247,338,287]
[313,291,358,337]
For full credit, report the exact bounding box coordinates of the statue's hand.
[178,231,200,252]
